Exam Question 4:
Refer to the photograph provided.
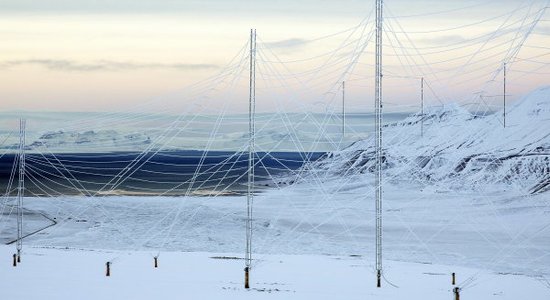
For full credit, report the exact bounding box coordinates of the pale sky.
[0,0,548,113]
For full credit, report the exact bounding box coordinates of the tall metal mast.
[245,28,256,289]
[503,62,506,128]
[374,0,383,288]
[342,81,346,139]
[16,118,26,262]
[421,77,424,137]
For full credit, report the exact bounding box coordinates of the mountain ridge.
[304,86,550,194]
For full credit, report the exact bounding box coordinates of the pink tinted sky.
[0,0,548,113]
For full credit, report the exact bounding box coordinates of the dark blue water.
[0,151,325,196]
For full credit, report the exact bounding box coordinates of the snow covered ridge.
[304,86,550,194]
[28,130,152,151]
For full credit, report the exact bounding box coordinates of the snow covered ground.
[1,245,549,300]
[0,181,549,299]
[2,185,548,274]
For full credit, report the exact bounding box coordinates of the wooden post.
[377,269,381,287]
[12,254,17,267]
[452,272,456,285]
[453,287,460,300]
[106,262,111,277]
[244,267,250,289]
[154,256,158,268]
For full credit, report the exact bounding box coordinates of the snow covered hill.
[28,130,152,151]
[0,112,401,153]
[305,86,550,194]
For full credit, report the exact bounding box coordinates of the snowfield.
[1,246,549,300]
[0,184,549,299]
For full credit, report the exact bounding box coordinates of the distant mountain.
[0,112,405,153]
[304,86,550,194]
[27,130,152,152]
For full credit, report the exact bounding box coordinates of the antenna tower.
[374,0,384,288]
[421,77,424,137]
[503,62,506,128]
[16,119,26,262]
[244,28,256,289]
[342,81,346,139]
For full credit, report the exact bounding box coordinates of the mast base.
[244,267,250,289]
[106,262,111,277]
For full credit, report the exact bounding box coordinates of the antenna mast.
[503,62,506,128]
[421,77,424,137]
[16,118,26,262]
[342,81,346,139]
[374,0,384,288]
[245,28,256,289]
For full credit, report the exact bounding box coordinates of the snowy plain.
[1,182,549,299]
[1,245,549,300]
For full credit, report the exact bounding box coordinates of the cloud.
[534,25,550,35]
[417,34,468,45]
[0,59,219,72]
[263,38,310,49]
[416,24,541,46]
[0,0,357,17]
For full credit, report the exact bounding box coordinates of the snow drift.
[303,86,550,194]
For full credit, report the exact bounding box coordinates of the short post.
[106,261,111,277]
[17,250,21,263]
[244,267,250,289]
[154,256,158,268]
[452,272,456,285]
[377,269,381,288]
[453,287,460,300]
[12,254,17,267]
